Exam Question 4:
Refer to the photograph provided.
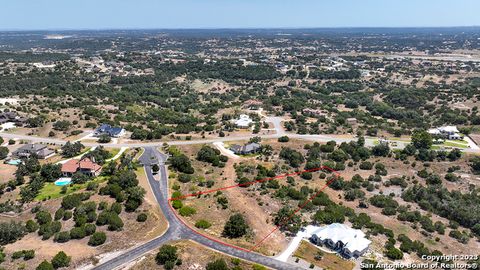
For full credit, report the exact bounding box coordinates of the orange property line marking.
[169,166,339,201]
[168,166,340,253]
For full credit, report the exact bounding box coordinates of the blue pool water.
[7,159,21,165]
[55,178,72,186]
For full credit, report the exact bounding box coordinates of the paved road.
[3,130,479,153]
[0,130,376,148]
[92,147,302,270]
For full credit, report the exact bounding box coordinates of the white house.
[234,114,253,128]
[428,126,463,140]
[310,223,371,259]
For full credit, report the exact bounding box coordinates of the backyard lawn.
[35,176,107,201]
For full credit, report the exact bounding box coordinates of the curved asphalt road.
[92,147,302,270]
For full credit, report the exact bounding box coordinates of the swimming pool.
[55,178,72,186]
[6,159,21,165]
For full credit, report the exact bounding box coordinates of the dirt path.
[222,160,287,255]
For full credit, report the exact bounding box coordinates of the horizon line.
[1,25,480,32]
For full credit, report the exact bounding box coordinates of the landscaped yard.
[35,176,107,201]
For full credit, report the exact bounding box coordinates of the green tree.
[0,146,9,160]
[98,134,112,143]
[223,213,249,238]
[411,130,433,150]
[88,232,106,246]
[155,245,179,269]
[25,220,39,233]
[385,246,403,260]
[152,164,160,173]
[470,156,480,174]
[274,206,302,234]
[36,260,54,270]
[0,221,26,245]
[51,251,71,269]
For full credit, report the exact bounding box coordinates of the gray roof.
[17,144,47,152]
[244,143,261,152]
[230,143,261,154]
[37,148,55,157]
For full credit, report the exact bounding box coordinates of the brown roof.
[61,158,102,173]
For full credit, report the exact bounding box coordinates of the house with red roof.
[61,157,102,177]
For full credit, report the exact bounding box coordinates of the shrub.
[23,250,35,260]
[155,245,178,267]
[0,221,26,245]
[61,194,84,210]
[70,227,86,239]
[54,208,65,221]
[385,246,403,260]
[178,206,196,217]
[125,199,141,212]
[137,213,148,222]
[88,232,107,246]
[98,134,111,143]
[51,221,62,233]
[35,211,52,225]
[25,220,39,233]
[206,259,229,270]
[54,231,71,243]
[12,251,24,260]
[86,182,98,191]
[222,214,248,238]
[195,220,212,229]
[278,136,289,142]
[51,251,71,269]
[178,173,193,183]
[36,260,54,270]
[300,172,312,180]
[62,211,72,221]
[84,223,97,236]
[359,161,373,170]
[172,200,183,209]
[110,202,122,214]
[107,214,124,231]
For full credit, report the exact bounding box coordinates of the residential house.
[13,144,55,159]
[428,126,463,140]
[230,143,261,155]
[61,157,102,177]
[0,112,27,125]
[234,114,253,128]
[94,124,125,138]
[310,223,371,259]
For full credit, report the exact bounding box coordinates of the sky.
[1,0,480,30]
